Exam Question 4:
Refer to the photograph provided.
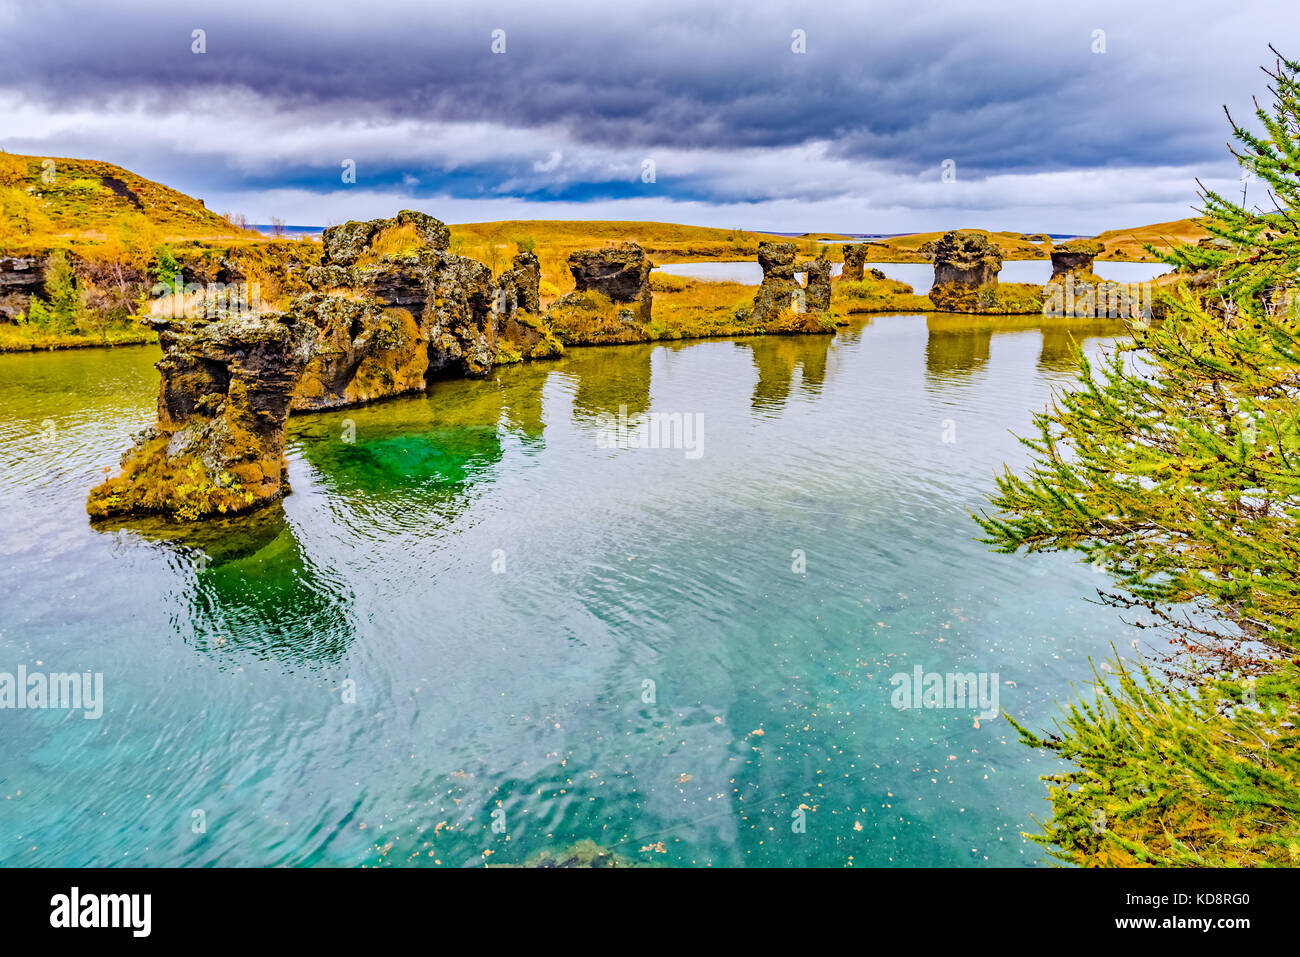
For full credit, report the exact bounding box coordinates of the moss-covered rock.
[565,243,653,322]
[497,310,563,362]
[88,311,316,520]
[796,257,833,312]
[321,209,449,266]
[292,210,506,408]
[750,241,800,323]
[1049,239,1104,282]
[927,231,1004,313]
[499,250,541,315]
[840,242,871,282]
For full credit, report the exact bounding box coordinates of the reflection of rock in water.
[925,314,1128,381]
[494,361,550,444]
[95,506,356,664]
[925,315,993,382]
[565,344,653,420]
[291,389,508,506]
[1038,319,1126,372]
[737,334,834,412]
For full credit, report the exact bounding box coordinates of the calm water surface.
[0,314,1138,867]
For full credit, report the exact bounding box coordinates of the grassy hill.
[447,219,793,273]
[0,152,243,248]
[1090,217,1208,260]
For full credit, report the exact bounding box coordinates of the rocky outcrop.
[559,243,653,322]
[500,250,541,315]
[320,209,451,266]
[1049,239,1104,281]
[87,309,316,519]
[749,242,801,323]
[88,210,524,519]
[747,245,832,321]
[0,255,46,320]
[291,210,502,410]
[288,292,427,410]
[796,257,833,312]
[545,243,655,342]
[927,231,1003,313]
[840,243,870,282]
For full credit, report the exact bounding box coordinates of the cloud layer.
[0,0,1290,232]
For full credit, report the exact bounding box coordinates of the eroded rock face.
[292,210,502,409]
[928,231,1003,312]
[321,209,451,266]
[566,243,653,321]
[289,292,427,410]
[501,250,541,315]
[87,310,317,519]
[840,243,870,282]
[1049,239,1104,280]
[0,255,46,320]
[797,258,833,312]
[750,242,801,322]
[88,210,517,519]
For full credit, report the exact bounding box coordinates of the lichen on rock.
[749,241,801,323]
[840,243,870,282]
[292,209,505,409]
[499,249,541,316]
[562,243,653,320]
[1049,239,1104,282]
[796,257,833,313]
[87,311,316,520]
[546,243,655,340]
[927,231,1004,313]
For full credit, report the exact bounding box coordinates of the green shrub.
[27,252,84,333]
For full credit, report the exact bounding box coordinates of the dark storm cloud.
[0,0,1290,219]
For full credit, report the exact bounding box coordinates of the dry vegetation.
[1089,217,1209,260]
[0,152,243,249]
[0,151,1202,353]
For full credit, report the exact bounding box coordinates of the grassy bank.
[0,323,156,352]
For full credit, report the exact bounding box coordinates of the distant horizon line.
[244,223,1090,241]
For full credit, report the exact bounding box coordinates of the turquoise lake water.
[0,314,1142,867]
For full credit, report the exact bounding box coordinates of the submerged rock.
[927,231,1003,313]
[492,839,650,868]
